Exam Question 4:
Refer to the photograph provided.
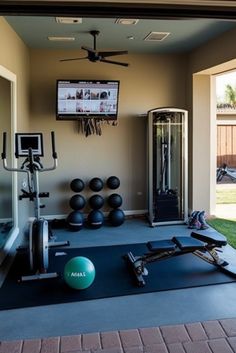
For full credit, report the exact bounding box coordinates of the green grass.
[216,188,236,204]
[207,218,236,249]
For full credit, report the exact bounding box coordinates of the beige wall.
[0,18,31,131]
[0,17,31,231]
[2,14,236,222]
[217,114,236,122]
[189,28,236,75]
[29,50,187,216]
[192,75,216,213]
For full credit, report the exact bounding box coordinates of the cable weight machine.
[148,108,188,226]
[1,131,69,281]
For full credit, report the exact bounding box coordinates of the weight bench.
[124,231,236,287]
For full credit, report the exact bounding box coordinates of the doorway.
[215,71,236,218]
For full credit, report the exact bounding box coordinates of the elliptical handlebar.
[1,132,29,175]
[1,132,6,160]
[41,131,57,172]
[51,131,57,160]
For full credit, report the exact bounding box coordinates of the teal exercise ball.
[64,256,95,290]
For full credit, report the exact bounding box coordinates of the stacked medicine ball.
[87,177,104,229]
[107,176,125,227]
[67,178,85,231]
[67,176,125,230]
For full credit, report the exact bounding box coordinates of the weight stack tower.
[148,107,188,226]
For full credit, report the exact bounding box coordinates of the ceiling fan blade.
[60,56,88,62]
[99,50,128,58]
[81,45,96,53]
[60,30,129,66]
[100,58,129,67]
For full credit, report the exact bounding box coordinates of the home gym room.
[2,1,236,350]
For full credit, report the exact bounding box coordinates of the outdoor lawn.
[208,218,236,249]
[208,185,236,249]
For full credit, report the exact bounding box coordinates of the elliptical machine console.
[1,131,69,282]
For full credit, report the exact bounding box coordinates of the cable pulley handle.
[1,132,6,159]
[51,131,57,159]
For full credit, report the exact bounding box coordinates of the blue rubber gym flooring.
[1,218,236,341]
[1,241,235,310]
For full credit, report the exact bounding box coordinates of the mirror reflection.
[0,76,13,249]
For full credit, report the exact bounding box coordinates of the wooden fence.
[217,124,236,167]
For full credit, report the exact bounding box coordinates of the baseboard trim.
[29,209,148,222]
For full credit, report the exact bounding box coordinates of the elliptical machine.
[1,131,69,282]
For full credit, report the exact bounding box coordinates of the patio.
[2,318,236,353]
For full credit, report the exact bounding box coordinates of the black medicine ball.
[67,211,84,231]
[108,208,125,227]
[70,178,85,193]
[107,176,120,190]
[69,194,86,210]
[89,177,104,192]
[89,194,104,209]
[87,210,104,229]
[107,193,123,208]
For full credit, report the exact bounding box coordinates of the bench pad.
[173,236,206,251]
[147,239,176,253]
[191,231,227,247]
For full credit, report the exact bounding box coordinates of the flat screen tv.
[56,79,120,120]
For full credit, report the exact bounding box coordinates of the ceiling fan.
[60,30,129,67]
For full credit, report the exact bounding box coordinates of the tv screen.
[56,79,120,120]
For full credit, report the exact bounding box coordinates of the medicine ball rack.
[67,176,125,230]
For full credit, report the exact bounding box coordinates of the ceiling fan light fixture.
[48,36,75,42]
[55,17,82,24]
[115,19,139,25]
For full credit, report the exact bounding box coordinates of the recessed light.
[55,17,82,24]
[115,19,139,25]
[48,36,75,42]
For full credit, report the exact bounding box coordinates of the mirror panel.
[0,65,18,265]
[0,77,12,248]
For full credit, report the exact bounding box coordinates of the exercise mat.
[0,242,235,310]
